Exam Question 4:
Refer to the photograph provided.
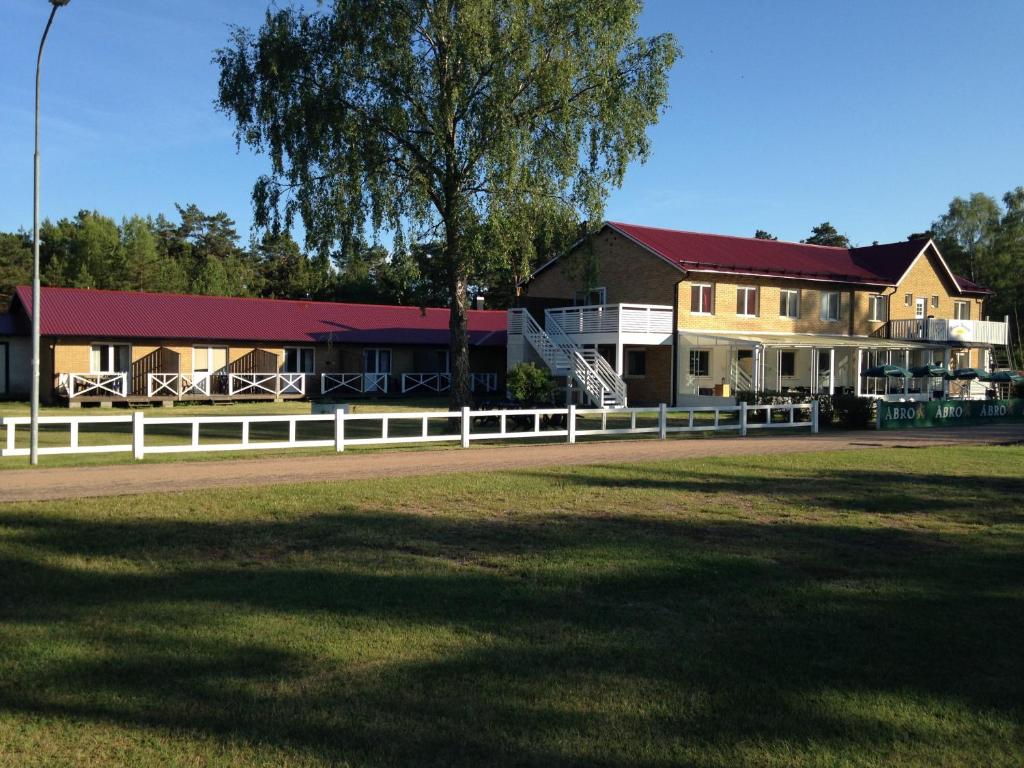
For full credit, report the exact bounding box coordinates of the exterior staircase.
[509,308,628,407]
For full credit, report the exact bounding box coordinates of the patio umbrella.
[860,364,913,378]
[988,370,1024,384]
[952,367,995,381]
[908,364,950,378]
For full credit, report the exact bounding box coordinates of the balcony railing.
[529,303,674,337]
[321,373,389,395]
[887,318,1008,345]
[400,372,499,394]
[63,372,128,398]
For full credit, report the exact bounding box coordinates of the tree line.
[0,202,575,311]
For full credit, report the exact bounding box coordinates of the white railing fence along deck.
[65,372,128,398]
[400,372,500,394]
[1,402,817,460]
[147,373,212,397]
[227,372,306,396]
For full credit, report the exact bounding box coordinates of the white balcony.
[887,318,1008,345]
[539,303,674,344]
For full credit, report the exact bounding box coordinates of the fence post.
[567,404,576,444]
[658,403,667,439]
[461,406,471,448]
[811,400,819,434]
[132,411,145,460]
[740,401,748,437]
[335,407,346,452]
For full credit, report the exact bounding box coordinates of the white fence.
[543,304,674,336]
[1,402,817,460]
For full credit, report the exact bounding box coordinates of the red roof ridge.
[606,221,849,252]
[13,285,506,315]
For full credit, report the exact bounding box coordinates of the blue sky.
[1,0,1022,247]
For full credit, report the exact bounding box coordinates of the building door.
[817,350,832,393]
[915,297,926,319]
[735,349,754,391]
[363,348,392,392]
[193,346,228,394]
[0,342,7,396]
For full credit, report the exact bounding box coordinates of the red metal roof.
[10,287,507,345]
[606,223,938,286]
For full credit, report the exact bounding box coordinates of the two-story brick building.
[510,222,1007,406]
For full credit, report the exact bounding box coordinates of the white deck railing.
[227,372,306,396]
[888,318,1008,345]
[65,372,128,398]
[543,303,674,336]
[321,373,390,395]
[0,402,817,460]
[147,373,211,397]
[400,372,499,394]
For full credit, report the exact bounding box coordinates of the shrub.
[830,393,875,429]
[506,362,556,405]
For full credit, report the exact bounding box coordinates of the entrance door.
[193,346,228,394]
[363,348,392,392]
[915,297,926,319]
[735,349,754,391]
[817,350,831,393]
[0,342,7,396]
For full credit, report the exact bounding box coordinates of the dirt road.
[2,424,1022,503]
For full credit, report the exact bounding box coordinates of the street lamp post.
[31,0,71,466]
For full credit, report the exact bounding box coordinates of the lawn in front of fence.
[0,445,1021,767]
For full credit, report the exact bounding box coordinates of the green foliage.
[753,229,777,240]
[830,393,876,429]
[506,362,556,404]
[215,0,679,405]
[802,222,850,248]
[734,390,876,430]
[0,232,31,307]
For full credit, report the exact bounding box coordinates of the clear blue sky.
[2,0,1022,247]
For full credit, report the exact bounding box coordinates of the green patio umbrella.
[988,370,1024,384]
[860,364,913,378]
[908,364,950,378]
[952,367,995,381]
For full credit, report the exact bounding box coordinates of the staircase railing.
[511,309,627,407]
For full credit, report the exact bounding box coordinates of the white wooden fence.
[0,401,817,460]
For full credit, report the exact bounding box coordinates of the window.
[193,346,228,374]
[868,294,887,322]
[690,284,714,314]
[626,349,646,377]
[688,349,710,377]
[90,344,131,373]
[736,287,759,317]
[363,348,392,373]
[904,293,912,306]
[779,289,800,319]
[283,346,315,374]
[779,351,796,378]
[954,300,971,320]
[820,291,841,321]
[931,295,940,309]
[573,287,606,306]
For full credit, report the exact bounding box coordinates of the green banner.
[877,399,1024,429]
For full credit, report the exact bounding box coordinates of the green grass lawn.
[0,446,1021,767]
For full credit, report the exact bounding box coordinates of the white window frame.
[904,293,912,306]
[573,287,606,306]
[688,348,710,377]
[192,345,229,374]
[953,300,971,320]
[736,286,759,317]
[90,343,131,373]
[868,294,887,322]
[283,346,315,374]
[820,291,841,322]
[363,347,392,374]
[931,295,939,309]
[690,284,714,315]
[779,289,800,319]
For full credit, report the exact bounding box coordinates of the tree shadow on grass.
[0,495,1021,765]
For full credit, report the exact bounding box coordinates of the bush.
[734,390,879,429]
[830,393,875,429]
[1014,381,1024,400]
[506,363,556,405]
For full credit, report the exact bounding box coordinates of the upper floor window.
[736,287,759,317]
[954,300,971,320]
[868,294,887,322]
[573,287,606,306]
[283,346,315,374]
[820,291,841,322]
[688,349,710,377]
[931,295,940,309]
[690,284,714,315]
[904,293,912,306]
[779,289,800,319]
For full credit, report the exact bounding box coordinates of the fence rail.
[1,402,817,460]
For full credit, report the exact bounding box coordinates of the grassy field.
[0,445,1021,767]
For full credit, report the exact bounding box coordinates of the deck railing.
[147,373,211,397]
[543,303,674,336]
[887,318,1008,344]
[400,372,499,394]
[64,372,128,398]
[227,372,306,396]
[0,402,817,460]
[320,372,389,395]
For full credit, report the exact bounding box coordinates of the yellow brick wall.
[526,229,682,305]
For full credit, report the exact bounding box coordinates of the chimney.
[474,295,485,310]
